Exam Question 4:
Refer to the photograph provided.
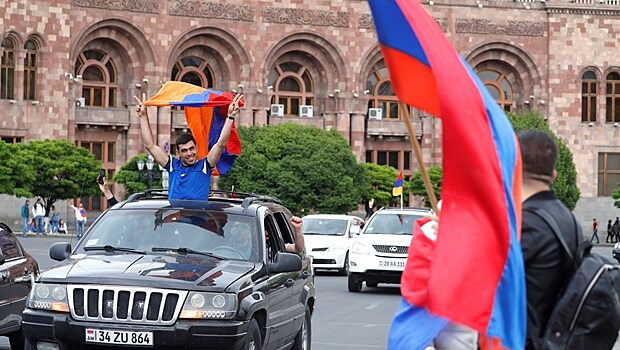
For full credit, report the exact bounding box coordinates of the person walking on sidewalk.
[607,219,614,243]
[31,197,46,235]
[20,200,30,237]
[591,218,600,244]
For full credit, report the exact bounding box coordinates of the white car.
[348,207,430,292]
[303,214,364,275]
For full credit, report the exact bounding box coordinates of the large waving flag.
[144,81,243,175]
[367,1,525,349]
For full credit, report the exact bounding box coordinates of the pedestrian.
[133,93,242,200]
[614,217,620,243]
[97,175,118,207]
[518,130,583,349]
[31,197,46,235]
[58,219,67,234]
[28,219,36,233]
[49,205,60,234]
[590,218,599,244]
[69,200,87,240]
[365,198,375,220]
[607,219,613,243]
[20,200,30,237]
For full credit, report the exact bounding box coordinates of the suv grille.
[68,285,187,325]
[373,245,408,254]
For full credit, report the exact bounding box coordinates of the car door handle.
[301,271,310,279]
[285,279,295,287]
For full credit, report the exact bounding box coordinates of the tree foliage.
[0,142,36,198]
[22,140,101,213]
[410,166,443,201]
[218,123,366,215]
[507,111,580,210]
[114,154,163,198]
[360,163,402,208]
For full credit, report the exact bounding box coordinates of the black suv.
[22,190,315,350]
[0,222,39,350]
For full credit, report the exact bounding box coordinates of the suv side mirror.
[50,242,72,261]
[349,226,361,237]
[268,252,302,273]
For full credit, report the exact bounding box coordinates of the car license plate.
[379,260,405,268]
[85,328,153,346]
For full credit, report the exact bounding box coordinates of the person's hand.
[97,176,108,191]
[228,94,243,118]
[290,216,302,231]
[133,94,148,119]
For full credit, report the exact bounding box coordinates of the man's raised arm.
[207,94,243,168]
[134,96,169,167]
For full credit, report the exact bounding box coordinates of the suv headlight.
[179,292,237,320]
[351,241,371,255]
[28,283,69,313]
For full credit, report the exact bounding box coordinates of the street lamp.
[137,155,162,189]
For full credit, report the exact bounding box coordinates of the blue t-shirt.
[166,156,213,200]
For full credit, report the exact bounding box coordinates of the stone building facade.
[0,0,619,224]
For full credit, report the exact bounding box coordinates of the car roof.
[372,207,431,215]
[302,214,363,221]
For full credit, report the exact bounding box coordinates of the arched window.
[75,50,118,107]
[269,62,314,116]
[23,39,38,100]
[1,37,16,100]
[606,72,620,123]
[171,56,214,88]
[367,65,399,119]
[582,71,598,123]
[478,70,513,112]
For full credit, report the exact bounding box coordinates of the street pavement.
[1,235,618,349]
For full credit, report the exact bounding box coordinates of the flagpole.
[399,102,439,215]
[400,193,403,210]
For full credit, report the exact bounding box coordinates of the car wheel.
[243,318,262,350]
[8,327,25,350]
[292,306,312,350]
[348,273,363,292]
[338,253,349,276]
[366,281,378,288]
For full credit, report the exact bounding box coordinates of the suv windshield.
[302,218,348,236]
[363,212,426,235]
[78,209,258,261]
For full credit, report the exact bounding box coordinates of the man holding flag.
[393,171,404,209]
[134,91,242,200]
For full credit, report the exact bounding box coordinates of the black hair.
[517,130,557,178]
[175,133,196,149]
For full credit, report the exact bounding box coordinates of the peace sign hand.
[229,94,243,117]
[133,94,147,118]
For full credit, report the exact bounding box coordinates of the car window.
[0,227,20,260]
[79,209,258,261]
[363,213,426,235]
[302,218,348,236]
[274,212,295,244]
[264,214,284,262]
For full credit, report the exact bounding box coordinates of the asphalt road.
[2,235,618,349]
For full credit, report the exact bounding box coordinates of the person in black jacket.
[519,130,583,350]
[97,175,118,207]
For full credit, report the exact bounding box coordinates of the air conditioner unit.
[368,108,383,120]
[300,105,313,118]
[76,97,86,108]
[270,104,284,117]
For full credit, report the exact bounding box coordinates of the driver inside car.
[230,223,253,259]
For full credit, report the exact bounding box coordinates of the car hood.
[304,234,350,249]
[355,233,413,246]
[39,253,255,291]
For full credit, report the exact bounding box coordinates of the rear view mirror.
[349,226,361,237]
[268,252,302,273]
[50,242,72,261]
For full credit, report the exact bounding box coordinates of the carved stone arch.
[357,46,384,92]
[25,32,46,49]
[582,66,603,81]
[70,18,156,81]
[603,66,620,80]
[263,31,348,94]
[465,40,542,104]
[167,26,252,90]
[1,30,24,48]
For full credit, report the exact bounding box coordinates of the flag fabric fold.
[393,171,404,197]
[144,81,243,175]
[368,1,525,349]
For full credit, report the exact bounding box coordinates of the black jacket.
[522,191,582,349]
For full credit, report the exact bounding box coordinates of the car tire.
[243,318,262,350]
[348,273,363,292]
[366,281,378,288]
[338,253,349,276]
[292,306,312,350]
[8,327,25,350]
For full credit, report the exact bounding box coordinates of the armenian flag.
[367,0,525,349]
[144,81,243,175]
[393,171,404,197]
